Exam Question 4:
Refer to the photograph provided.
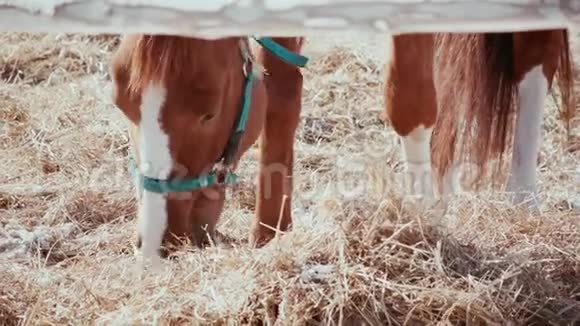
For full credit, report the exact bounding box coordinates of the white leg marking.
[506,65,547,208]
[137,83,171,269]
[401,126,434,200]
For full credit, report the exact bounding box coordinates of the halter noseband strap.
[130,37,308,194]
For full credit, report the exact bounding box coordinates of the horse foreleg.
[251,37,304,247]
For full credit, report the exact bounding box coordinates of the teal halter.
[130,37,308,194]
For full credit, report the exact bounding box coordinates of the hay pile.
[0,32,578,325]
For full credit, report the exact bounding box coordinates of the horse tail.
[554,29,575,141]
[432,32,518,190]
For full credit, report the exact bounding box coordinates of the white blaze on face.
[506,65,548,209]
[136,82,172,269]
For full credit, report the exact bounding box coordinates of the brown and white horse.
[112,36,268,265]
[387,31,574,206]
[110,29,575,265]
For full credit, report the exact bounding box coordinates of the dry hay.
[0,31,579,325]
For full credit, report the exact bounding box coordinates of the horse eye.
[200,113,216,124]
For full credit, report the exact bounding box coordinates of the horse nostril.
[136,235,142,249]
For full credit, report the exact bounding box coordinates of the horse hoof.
[137,254,165,274]
[510,191,541,215]
[429,198,449,218]
[149,256,164,273]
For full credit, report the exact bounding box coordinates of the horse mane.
[555,30,575,141]
[127,35,241,95]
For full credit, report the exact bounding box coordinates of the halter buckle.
[215,169,227,185]
[212,161,234,186]
[239,38,254,78]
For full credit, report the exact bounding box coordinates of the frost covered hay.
[0,32,579,325]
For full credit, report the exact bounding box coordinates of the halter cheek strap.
[130,37,308,194]
[219,62,256,167]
